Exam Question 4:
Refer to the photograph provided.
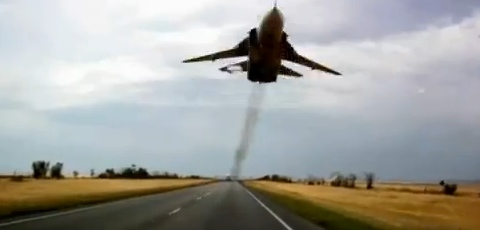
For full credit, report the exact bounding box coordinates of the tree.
[32,161,50,179]
[90,169,95,177]
[258,175,271,181]
[365,172,375,189]
[439,180,457,195]
[320,178,326,185]
[329,172,357,188]
[340,175,349,187]
[330,172,344,187]
[94,164,192,180]
[271,174,280,181]
[101,168,116,178]
[346,173,357,188]
[50,162,64,179]
[73,170,79,179]
[135,167,150,179]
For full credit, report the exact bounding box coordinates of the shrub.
[439,180,457,195]
[330,174,343,187]
[10,175,25,182]
[364,172,375,189]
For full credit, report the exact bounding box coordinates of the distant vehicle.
[225,176,232,181]
[182,1,342,84]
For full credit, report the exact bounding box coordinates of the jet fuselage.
[181,4,342,81]
[247,6,285,83]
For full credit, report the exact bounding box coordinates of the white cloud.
[283,10,480,113]
[48,56,166,87]
[2,0,479,112]
[23,11,480,112]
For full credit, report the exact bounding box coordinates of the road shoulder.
[243,182,390,230]
[241,182,326,230]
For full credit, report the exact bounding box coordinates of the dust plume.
[230,83,266,179]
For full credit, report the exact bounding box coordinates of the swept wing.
[182,37,249,63]
[282,40,342,75]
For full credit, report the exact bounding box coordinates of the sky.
[0,0,479,181]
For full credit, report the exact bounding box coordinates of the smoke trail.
[230,83,266,179]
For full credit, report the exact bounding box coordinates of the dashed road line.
[168,208,181,216]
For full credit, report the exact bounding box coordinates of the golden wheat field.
[248,181,480,230]
[0,178,210,216]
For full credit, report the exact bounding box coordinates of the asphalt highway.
[0,181,324,230]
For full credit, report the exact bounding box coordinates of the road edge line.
[243,185,294,230]
[0,181,216,227]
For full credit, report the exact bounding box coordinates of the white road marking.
[203,191,211,197]
[244,187,294,230]
[196,196,202,200]
[168,208,181,215]
[0,186,211,227]
[0,204,107,227]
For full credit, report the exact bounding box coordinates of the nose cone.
[272,7,284,18]
[270,7,284,26]
[258,6,285,43]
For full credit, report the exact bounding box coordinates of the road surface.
[0,181,324,230]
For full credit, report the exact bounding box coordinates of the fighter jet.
[182,2,342,84]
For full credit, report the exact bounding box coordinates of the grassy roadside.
[0,179,216,220]
[245,182,393,230]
